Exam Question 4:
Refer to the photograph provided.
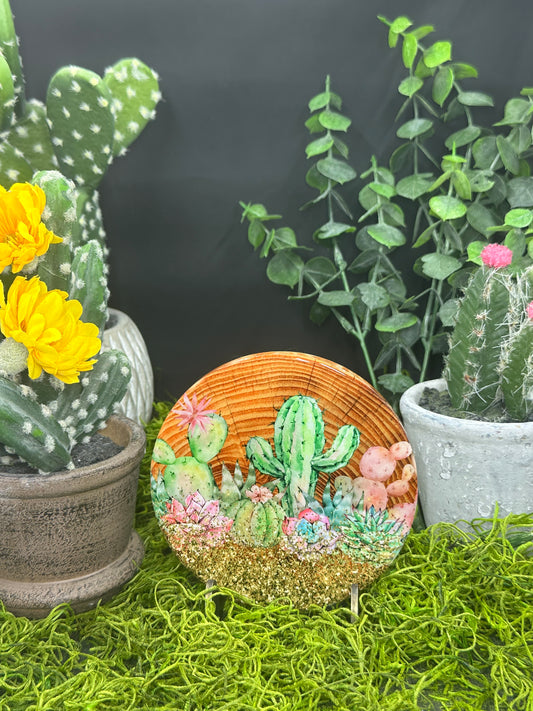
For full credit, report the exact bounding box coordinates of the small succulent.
[226,485,286,547]
[339,501,405,564]
[280,507,339,558]
[161,491,233,548]
[444,243,533,420]
[0,175,130,473]
[246,394,360,516]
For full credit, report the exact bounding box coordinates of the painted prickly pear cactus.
[150,352,418,609]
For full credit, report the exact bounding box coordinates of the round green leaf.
[504,208,533,229]
[305,135,334,158]
[398,76,424,97]
[357,282,390,310]
[396,174,434,200]
[396,118,433,139]
[432,65,454,106]
[429,195,466,220]
[420,253,462,279]
[439,299,459,327]
[402,33,418,69]
[266,251,303,288]
[317,290,356,307]
[316,157,357,184]
[303,257,336,285]
[424,41,452,68]
[494,98,532,126]
[457,91,494,107]
[375,313,418,332]
[445,125,481,150]
[366,224,406,247]
[318,109,351,132]
[507,177,533,207]
[378,373,415,394]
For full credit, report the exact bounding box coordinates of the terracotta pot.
[0,415,146,618]
[400,378,533,526]
[102,308,154,424]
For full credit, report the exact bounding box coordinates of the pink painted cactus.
[352,441,415,511]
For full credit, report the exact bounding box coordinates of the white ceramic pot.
[399,379,533,526]
[102,308,154,424]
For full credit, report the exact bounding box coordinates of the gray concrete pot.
[102,308,154,424]
[0,415,146,618]
[400,379,533,527]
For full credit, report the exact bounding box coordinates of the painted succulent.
[161,491,233,548]
[280,507,339,559]
[339,501,405,565]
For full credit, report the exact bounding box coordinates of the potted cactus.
[0,175,146,617]
[0,0,161,423]
[400,244,533,526]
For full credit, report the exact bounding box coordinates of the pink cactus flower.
[171,393,216,434]
[480,243,513,268]
[246,484,273,503]
[527,301,533,320]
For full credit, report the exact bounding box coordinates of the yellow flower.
[0,275,101,384]
[0,182,62,273]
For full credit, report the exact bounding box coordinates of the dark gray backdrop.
[11,0,533,401]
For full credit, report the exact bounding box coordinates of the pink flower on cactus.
[162,498,187,524]
[246,485,273,503]
[297,508,330,529]
[480,243,513,268]
[527,301,533,320]
[171,393,215,434]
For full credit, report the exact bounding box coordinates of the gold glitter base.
[160,524,387,609]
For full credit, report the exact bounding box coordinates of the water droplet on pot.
[443,442,456,458]
[477,502,493,517]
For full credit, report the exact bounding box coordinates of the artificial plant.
[241,14,533,404]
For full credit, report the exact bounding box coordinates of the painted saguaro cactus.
[246,395,360,516]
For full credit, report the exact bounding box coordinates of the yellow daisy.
[0,182,62,273]
[0,275,101,384]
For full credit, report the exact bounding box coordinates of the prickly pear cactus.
[246,395,360,516]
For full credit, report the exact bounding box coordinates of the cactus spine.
[445,261,532,419]
[246,395,360,516]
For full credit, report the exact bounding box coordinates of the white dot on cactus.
[91,166,103,175]
[78,408,88,419]
[72,130,83,141]
[100,373,109,383]
[82,436,91,444]
[71,80,81,93]
[67,462,75,470]
[40,404,52,418]
[72,399,80,410]
[97,408,106,419]
[87,393,98,404]
[81,376,90,387]
[90,123,101,134]
[126,86,137,99]
[42,206,52,220]
[98,276,106,287]
[139,106,151,120]
[83,424,93,434]
[151,90,162,102]
[113,98,123,112]
[75,175,85,185]
[89,76,98,86]
[120,366,129,377]
[62,107,71,118]
[52,87,62,98]
[6,169,19,181]
[128,121,140,133]
[33,143,44,154]
[59,262,71,276]
[15,126,28,137]
[102,145,111,155]
[79,102,91,112]
[118,147,128,157]
[52,136,63,147]
[63,155,75,166]
[83,149,94,160]
[44,436,56,453]
[97,96,109,108]
[65,207,76,222]
[22,421,32,434]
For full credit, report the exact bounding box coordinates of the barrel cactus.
[246,395,360,516]
[0,176,131,473]
[226,485,285,547]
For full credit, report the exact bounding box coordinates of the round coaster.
[150,352,417,609]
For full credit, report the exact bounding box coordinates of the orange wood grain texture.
[153,352,417,505]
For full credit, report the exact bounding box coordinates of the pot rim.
[0,414,146,498]
[400,378,533,432]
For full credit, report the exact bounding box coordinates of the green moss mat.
[0,404,532,711]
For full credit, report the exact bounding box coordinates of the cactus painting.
[150,351,418,609]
